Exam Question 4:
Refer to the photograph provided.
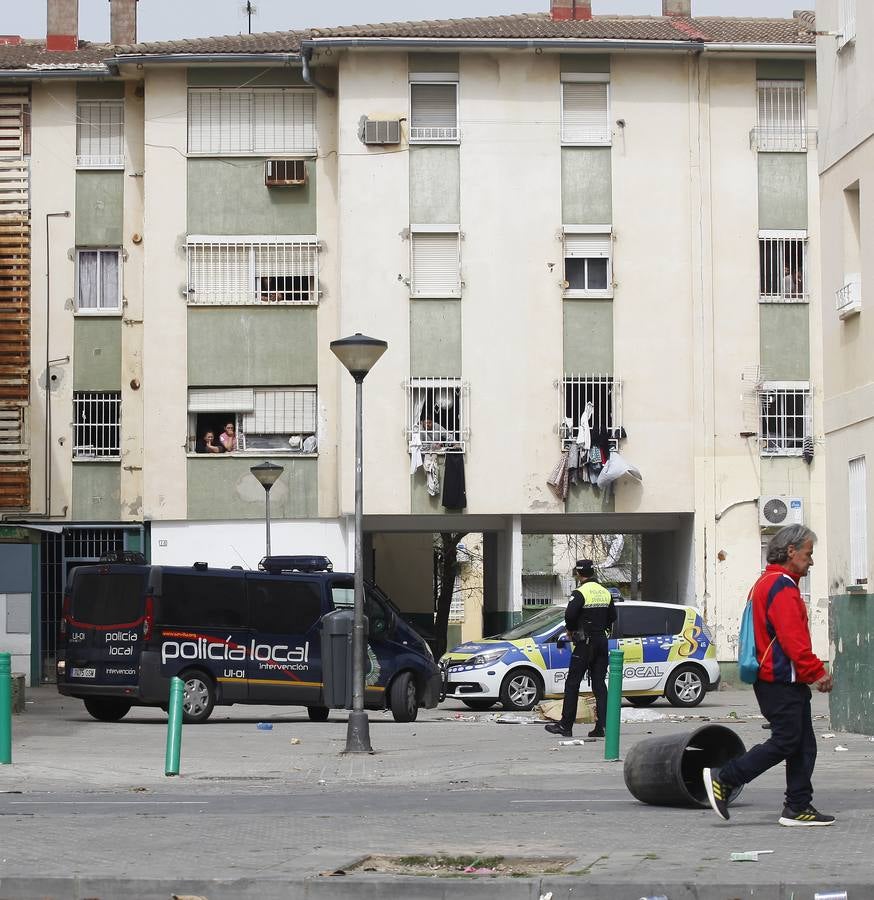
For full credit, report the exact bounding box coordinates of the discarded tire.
[623,724,746,808]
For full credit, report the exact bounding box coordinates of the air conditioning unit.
[362,119,402,145]
[264,159,307,187]
[759,495,804,528]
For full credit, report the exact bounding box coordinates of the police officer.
[545,559,616,738]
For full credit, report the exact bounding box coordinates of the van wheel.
[499,669,543,711]
[626,695,659,707]
[180,671,216,723]
[83,697,132,722]
[665,665,706,708]
[462,699,496,711]
[389,672,419,722]
[307,706,330,722]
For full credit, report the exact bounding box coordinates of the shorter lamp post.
[330,333,388,753]
[250,460,284,559]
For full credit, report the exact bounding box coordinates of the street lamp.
[330,333,388,753]
[250,460,284,559]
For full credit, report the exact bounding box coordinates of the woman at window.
[219,422,236,452]
[196,430,224,454]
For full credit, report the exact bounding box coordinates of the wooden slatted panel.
[0,461,29,508]
[0,217,30,402]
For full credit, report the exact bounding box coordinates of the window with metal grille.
[563,228,612,298]
[849,456,868,585]
[758,232,807,302]
[522,575,555,608]
[73,392,121,459]
[76,99,124,168]
[410,227,461,298]
[753,81,807,152]
[187,87,316,155]
[561,74,610,145]
[839,0,856,48]
[406,378,467,453]
[448,575,465,623]
[409,80,458,143]
[758,383,811,456]
[187,237,319,305]
[559,374,622,448]
[264,158,306,186]
[187,387,317,454]
[76,249,121,312]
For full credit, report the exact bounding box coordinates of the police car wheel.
[307,706,330,722]
[499,669,543,711]
[665,665,706,708]
[180,670,216,723]
[83,697,132,722]
[626,695,659,707]
[390,671,419,723]
[462,699,496,711]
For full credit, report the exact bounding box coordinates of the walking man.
[545,559,616,739]
[704,524,835,826]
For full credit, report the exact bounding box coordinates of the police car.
[440,600,720,711]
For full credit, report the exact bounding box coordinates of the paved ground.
[1,686,873,899]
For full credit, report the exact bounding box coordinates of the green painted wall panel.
[72,463,121,521]
[75,172,123,246]
[522,534,553,574]
[187,456,317,520]
[187,159,316,235]
[563,300,613,373]
[560,54,610,73]
[409,53,459,73]
[756,59,805,80]
[562,147,612,225]
[77,81,125,99]
[410,300,461,377]
[760,303,810,380]
[409,146,460,224]
[73,318,122,390]
[187,67,307,87]
[188,307,317,386]
[758,154,808,230]
[566,482,615,513]
[411,464,454,515]
[829,594,874,734]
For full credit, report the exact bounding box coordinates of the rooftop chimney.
[662,0,692,15]
[46,0,78,51]
[550,0,592,22]
[109,0,138,46]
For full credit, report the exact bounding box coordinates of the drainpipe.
[301,46,334,97]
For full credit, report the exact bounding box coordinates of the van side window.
[159,574,247,628]
[248,578,322,634]
[617,605,685,639]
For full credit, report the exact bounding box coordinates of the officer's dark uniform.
[556,572,616,736]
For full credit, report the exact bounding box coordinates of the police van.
[57,556,441,724]
[440,600,720,711]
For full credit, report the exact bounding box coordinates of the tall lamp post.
[330,333,388,753]
[250,461,284,560]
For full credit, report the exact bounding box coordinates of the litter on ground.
[559,738,596,746]
[821,732,835,739]
[834,745,849,752]
[730,850,773,862]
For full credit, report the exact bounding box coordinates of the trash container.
[623,725,746,808]
[320,608,356,709]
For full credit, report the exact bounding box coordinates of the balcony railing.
[836,280,862,318]
[750,126,817,153]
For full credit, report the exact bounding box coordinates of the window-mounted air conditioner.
[265,159,307,187]
[759,495,804,528]
[362,119,402,145]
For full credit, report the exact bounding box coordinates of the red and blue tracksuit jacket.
[751,564,825,684]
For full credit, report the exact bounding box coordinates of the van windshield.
[71,569,147,625]
[496,606,566,641]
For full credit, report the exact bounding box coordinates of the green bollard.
[164,676,184,776]
[0,652,11,765]
[604,648,624,761]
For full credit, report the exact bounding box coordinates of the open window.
[758,382,811,456]
[759,231,807,302]
[563,227,612,298]
[406,377,467,453]
[559,374,622,448]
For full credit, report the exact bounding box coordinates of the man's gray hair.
[766,524,817,564]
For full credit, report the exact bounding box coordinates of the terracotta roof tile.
[0,40,111,71]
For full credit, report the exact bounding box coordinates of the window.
[563,228,612,298]
[758,383,811,456]
[409,79,458,143]
[188,387,318,454]
[522,575,555,608]
[838,0,856,48]
[559,374,622,447]
[248,577,322,634]
[187,87,316,155]
[758,232,807,302]
[76,99,124,168]
[837,183,862,318]
[561,74,610,145]
[158,574,247,628]
[754,81,807,152]
[76,249,121,312]
[406,377,467,453]
[410,227,461,298]
[70,571,147,625]
[73,392,121,459]
[187,237,320,305]
[616,605,686,639]
[849,456,868,585]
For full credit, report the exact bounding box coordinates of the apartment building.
[815,0,873,733]
[0,0,826,686]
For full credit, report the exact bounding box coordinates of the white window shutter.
[412,233,460,297]
[411,83,457,129]
[243,389,317,434]
[562,82,609,144]
[564,233,611,258]
[188,389,255,413]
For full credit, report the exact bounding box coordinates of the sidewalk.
[1,686,872,899]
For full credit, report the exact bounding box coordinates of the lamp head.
[250,460,284,491]
[330,333,388,382]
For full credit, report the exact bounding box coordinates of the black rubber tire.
[307,706,330,722]
[499,668,544,712]
[626,695,660,707]
[389,671,419,723]
[83,697,132,722]
[461,699,497,711]
[665,664,707,708]
[180,670,216,723]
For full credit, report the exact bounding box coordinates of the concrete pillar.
[46,0,78,51]
[663,0,692,15]
[109,0,138,45]
[483,516,523,634]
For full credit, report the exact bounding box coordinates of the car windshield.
[496,606,566,640]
